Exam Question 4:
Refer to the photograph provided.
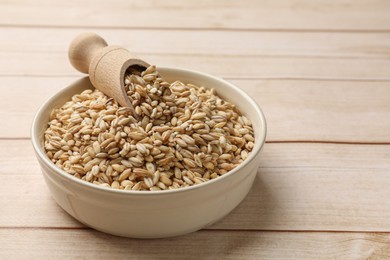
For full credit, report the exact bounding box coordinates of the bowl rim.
[31,66,267,196]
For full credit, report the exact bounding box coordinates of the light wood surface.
[2,0,390,30]
[1,0,390,258]
[2,229,390,259]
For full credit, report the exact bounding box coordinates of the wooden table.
[1,1,390,258]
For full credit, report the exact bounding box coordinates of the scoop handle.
[68,33,108,74]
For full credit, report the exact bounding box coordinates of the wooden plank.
[0,77,69,139]
[243,80,390,143]
[0,140,83,228]
[2,28,390,80]
[3,51,390,80]
[3,27,390,58]
[1,229,390,259]
[1,0,390,30]
[1,77,390,142]
[2,140,390,232]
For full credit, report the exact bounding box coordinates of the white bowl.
[31,67,267,238]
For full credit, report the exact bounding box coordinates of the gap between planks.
[3,226,390,235]
[3,24,390,33]
[3,137,390,146]
[2,74,390,82]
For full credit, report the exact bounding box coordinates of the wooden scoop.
[68,32,150,111]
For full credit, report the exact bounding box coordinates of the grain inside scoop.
[68,32,150,114]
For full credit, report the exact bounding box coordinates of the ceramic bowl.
[31,67,267,238]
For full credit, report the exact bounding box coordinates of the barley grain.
[44,65,255,191]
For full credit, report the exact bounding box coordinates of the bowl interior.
[32,67,267,193]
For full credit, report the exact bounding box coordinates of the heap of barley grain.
[44,65,254,191]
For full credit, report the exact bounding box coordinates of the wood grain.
[3,27,390,58]
[2,229,390,259]
[2,140,390,232]
[2,77,390,142]
[4,51,390,80]
[1,0,390,31]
